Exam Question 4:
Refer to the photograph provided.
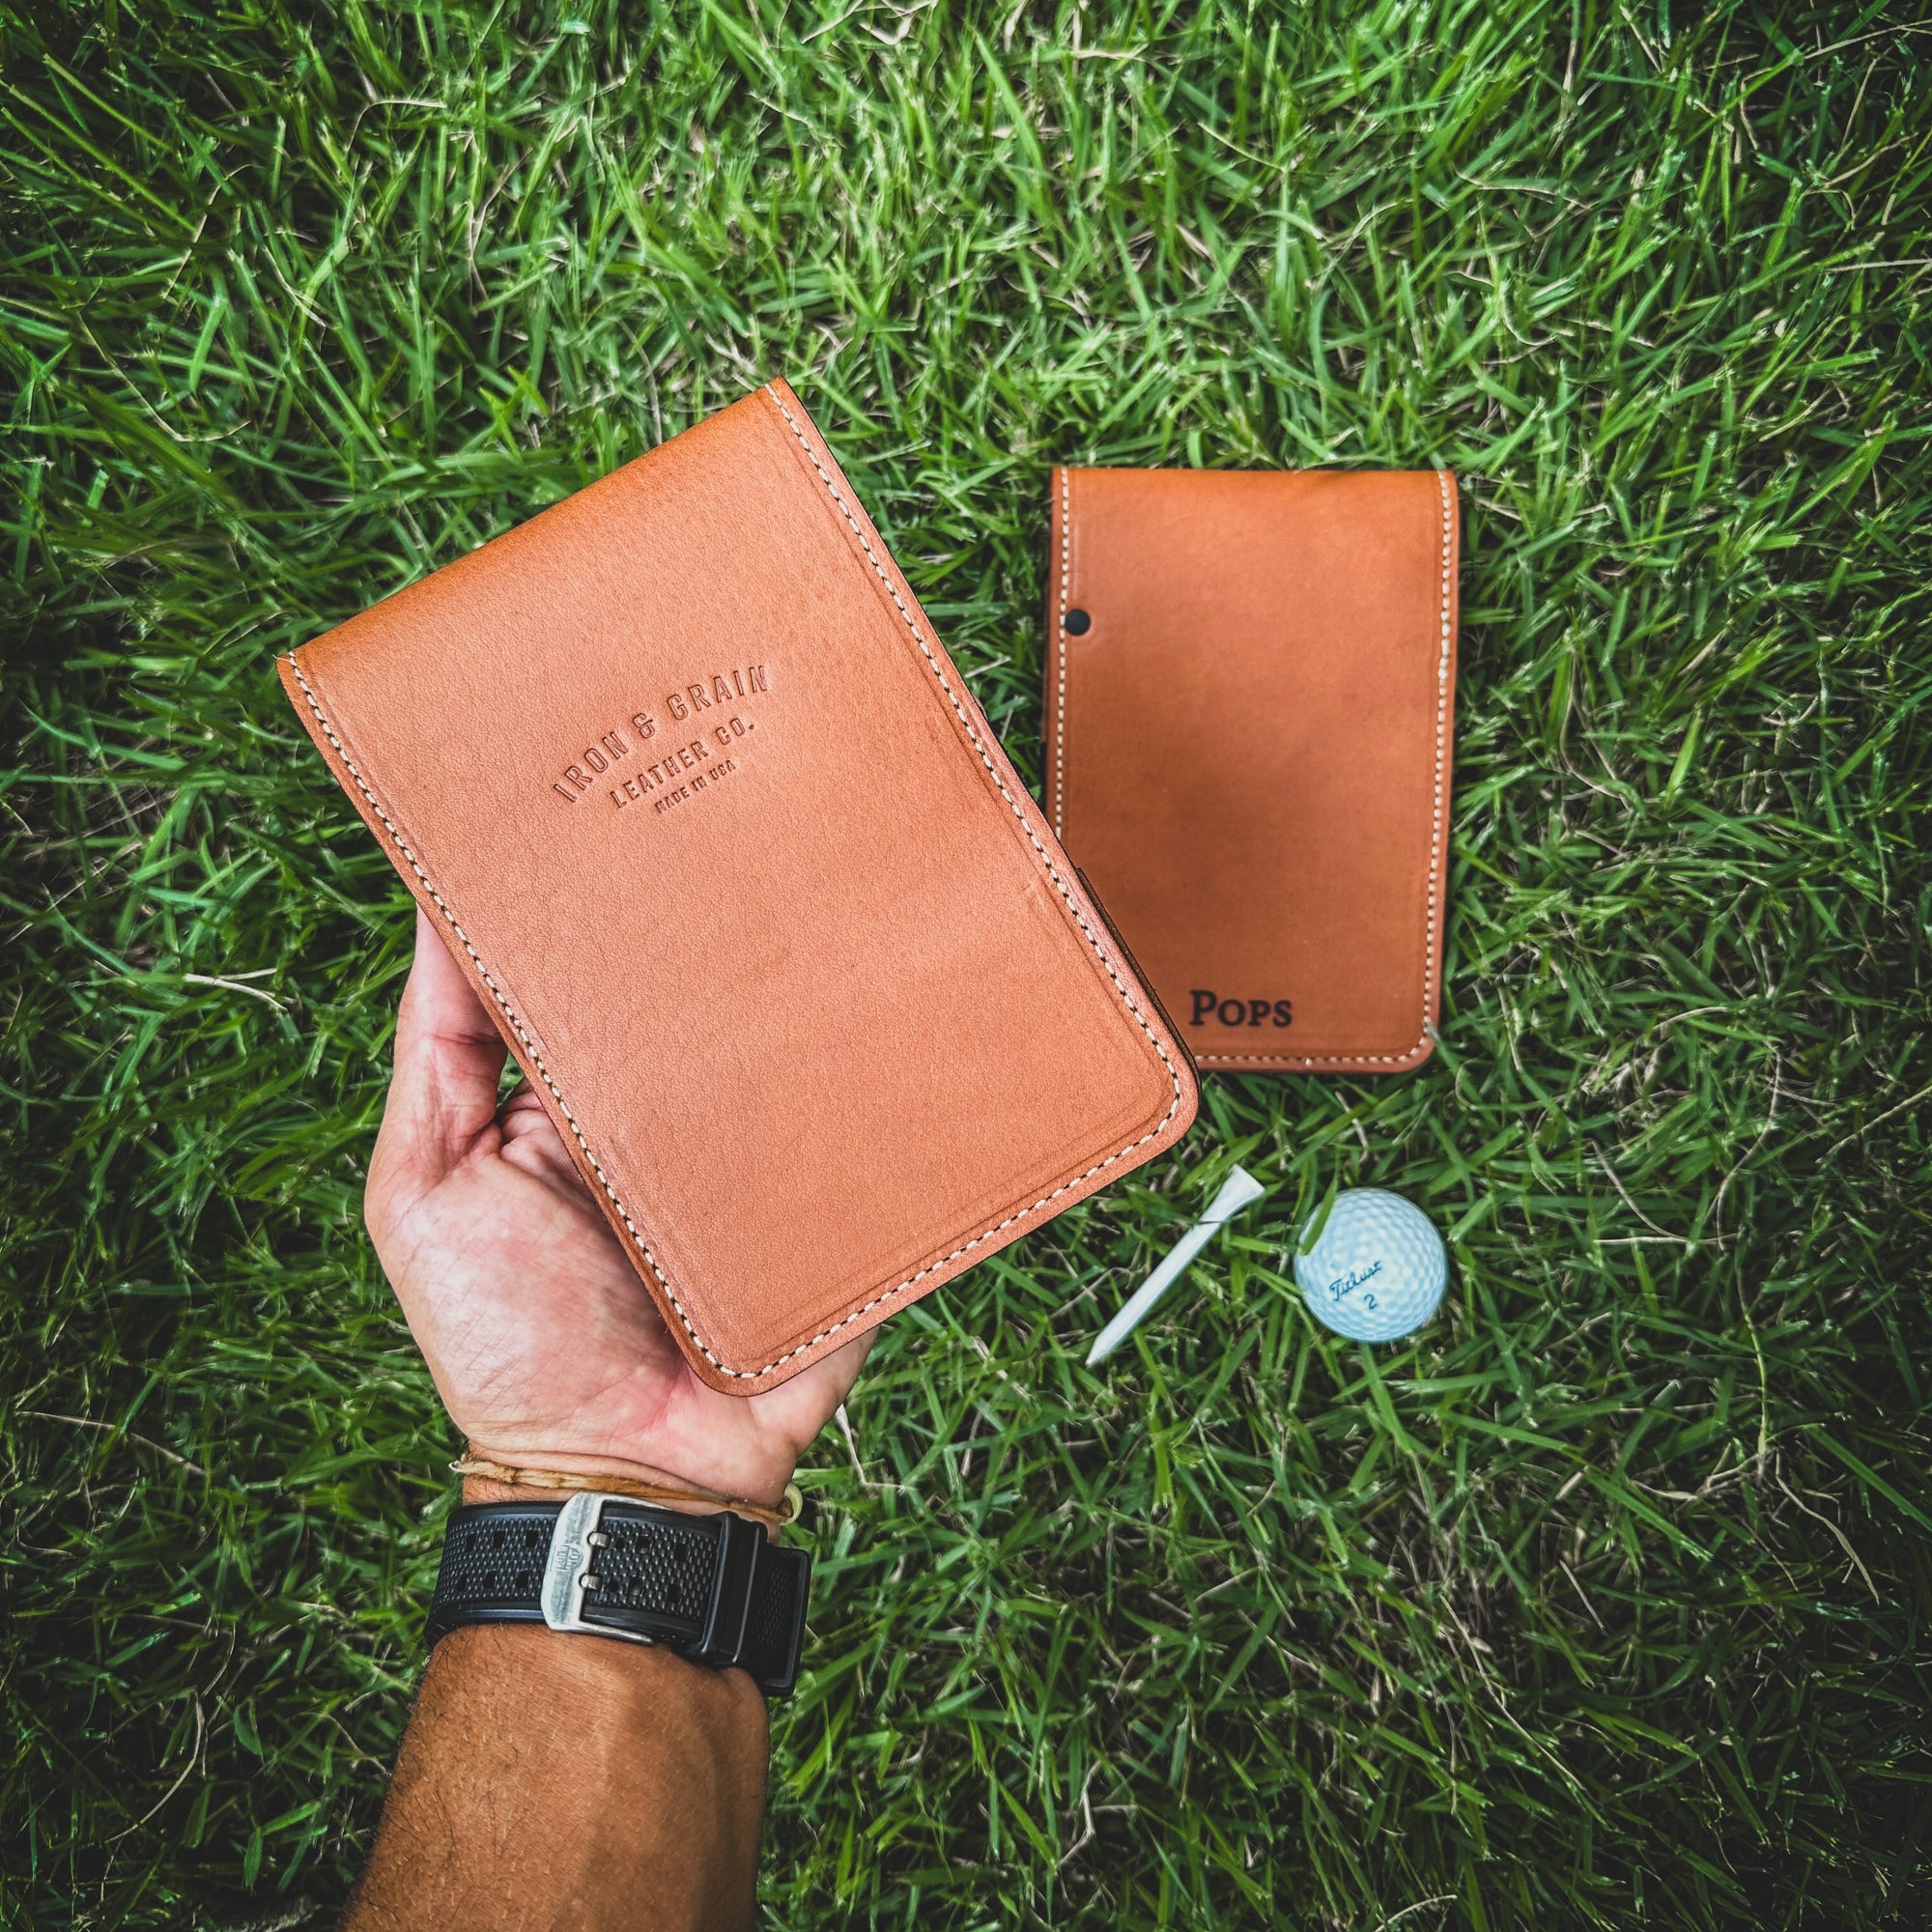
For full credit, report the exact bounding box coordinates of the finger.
[375,908,512,1193]
[497,1089,560,1145]
[497,1090,597,1200]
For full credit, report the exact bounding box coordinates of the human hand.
[365,910,867,1508]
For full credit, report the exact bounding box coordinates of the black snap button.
[1064,609,1092,636]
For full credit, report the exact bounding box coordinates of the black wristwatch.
[427,1492,810,1696]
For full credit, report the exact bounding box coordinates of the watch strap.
[427,1494,810,1696]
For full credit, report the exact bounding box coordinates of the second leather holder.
[280,384,1196,1394]
[1044,466,1460,1074]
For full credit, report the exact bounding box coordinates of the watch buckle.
[538,1492,654,1645]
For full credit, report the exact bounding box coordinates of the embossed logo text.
[547,664,772,821]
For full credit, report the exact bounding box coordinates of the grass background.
[5,0,1932,1925]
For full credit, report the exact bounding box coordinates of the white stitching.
[1169,469,1455,1069]
[286,392,1183,1382]
[1054,466,1069,837]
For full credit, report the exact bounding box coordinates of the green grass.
[5,1,1932,1925]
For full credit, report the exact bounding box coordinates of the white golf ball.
[1294,1189,1446,1343]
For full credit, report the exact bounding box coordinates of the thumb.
[373,909,512,1203]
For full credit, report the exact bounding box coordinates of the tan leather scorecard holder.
[1044,467,1459,1074]
[280,382,1196,1394]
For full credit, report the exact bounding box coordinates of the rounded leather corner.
[1362,1032,1438,1075]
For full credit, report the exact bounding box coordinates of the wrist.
[454,1449,801,1538]
[458,1442,796,1513]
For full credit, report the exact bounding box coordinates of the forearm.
[343,1514,771,1931]
[333,909,860,1931]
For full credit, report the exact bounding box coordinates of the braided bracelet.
[449,1453,802,1535]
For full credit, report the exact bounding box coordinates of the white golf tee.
[1086,1165,1267,1367]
